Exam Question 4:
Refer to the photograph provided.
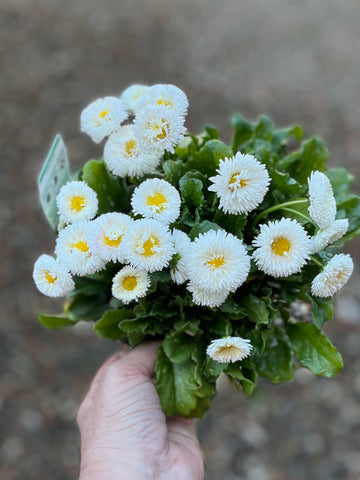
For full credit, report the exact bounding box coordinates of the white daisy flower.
[252,218,311,277]
[310,219,349,254]
[104,125,161,178]
[170,229,191,284]
[120,84,149,113]
[80,96,127,143]
[56,180,98,224]
[184,229,251,293]
[131,178,181,224]
[136,84,189,117]
[311,254,354,297]
[122,219,174,272]
[134,104,186,155]
[207,336,253,363]
[112,266,150,304]
[55,221,105,276]
[33,254,75,297]
[89,212,133,263]
[308,171,336,228]
[208,153,270,215]
[187,281,229,308]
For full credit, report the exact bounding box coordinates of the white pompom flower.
[311,254,354,297]
[209,153,270,215]
[187,281,229,308]
[136,83,189,117]
[55,221,105,276]
[308,171,336,228]
[112,266,150,304]
[120,84,149,113]
[184,229,251,293]
[131,178,181,224]
[310,219,349,254]
[170,229,191,284]
[122,219,174,272]
[89,212,133,263]
[252,218,311,277]
[80,96,127,143]
[206,336,253,363]
[33,254,75,297]
[104,125,161,178]
[56,180,98,224]
[134,104,186,155]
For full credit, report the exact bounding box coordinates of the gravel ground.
[1,1,360,479]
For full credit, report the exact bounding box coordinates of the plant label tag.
[38,134,70,230]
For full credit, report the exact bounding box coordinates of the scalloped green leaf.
[286,322,343,377]
[38,313,75,329]
[94,309,134,340]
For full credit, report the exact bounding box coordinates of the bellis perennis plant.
[34,83,360,418]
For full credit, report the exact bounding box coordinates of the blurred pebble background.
[1,1,360,479]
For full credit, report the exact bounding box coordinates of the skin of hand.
[77,342,204,480]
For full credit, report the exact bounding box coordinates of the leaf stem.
[252,199,308,226]
[310,255,324,268]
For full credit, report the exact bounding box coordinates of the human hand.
[77,342,204,480]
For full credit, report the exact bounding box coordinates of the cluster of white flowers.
[81,84,188,178]
[34,84,355,365]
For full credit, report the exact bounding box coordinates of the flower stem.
[310,255,324,268]
[252,199,309,226]
[281,207,314,224]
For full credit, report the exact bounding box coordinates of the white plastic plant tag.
[38,134,70,230]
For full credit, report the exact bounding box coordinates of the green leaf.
[272,125,303,151]
[231,113,254,152]
[38,313,75,329]
[156,347,209,417]
[203,125,219,140]
[270,169,303,196]
[327,168,354,204]
[242,295,269,325]
[286,322,343,377]
[187,140,233,176]
[256,328,294,383]
[163,160,186,186]
[277,137,329,184]
[163,333,194,363]
[81,159,131,214]
[67,293,109,321]
[254,115,274,140]
[189,220,222,240]
[339,196,360,241]
[213,209,247,237]
[94,309,134,340]
[179,172,204,209]
[308,295,334,330]
[225,364,257,395]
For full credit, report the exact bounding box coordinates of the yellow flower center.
[156,119,169,140]
[229,173,247,189]
[217,345,238,356]
[271,237,291,256]
[72,241,89,252]
[71,196,85,212]
[125,139,137,156]
[157,99,172,107]
[99,109,109,119]
[45,271,57,284]
[141,235,158,256]
[147,192,167,211]
[207,255,225,270]
[104,234,123,247]
[122,276,137,291]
